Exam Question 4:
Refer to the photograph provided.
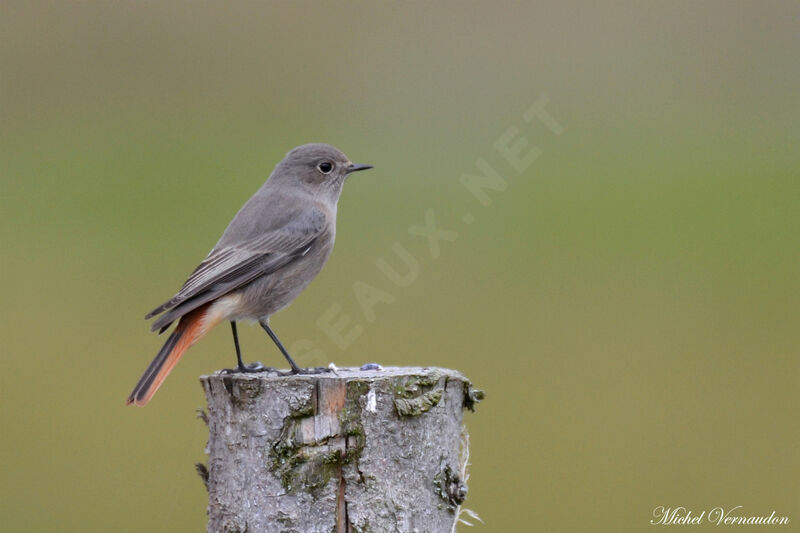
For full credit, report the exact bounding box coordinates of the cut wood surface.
[200,366,484,533]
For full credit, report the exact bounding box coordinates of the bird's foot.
[222,361,276,374]
[275,366,334,377]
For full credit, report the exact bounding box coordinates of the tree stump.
[199,366,483,533]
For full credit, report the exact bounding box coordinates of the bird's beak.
[346,163,373,174]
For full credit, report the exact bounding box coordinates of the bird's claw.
[222,361,275,374]
[276,366,334,376]
[221,364,334,376]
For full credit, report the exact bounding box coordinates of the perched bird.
[127,143,372,406]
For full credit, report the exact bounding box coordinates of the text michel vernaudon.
[651,506,790,526]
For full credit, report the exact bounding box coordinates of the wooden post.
[199,366,483,533]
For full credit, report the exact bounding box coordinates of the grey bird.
[127,143,372,406]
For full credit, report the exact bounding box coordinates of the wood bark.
[199,366,483,533]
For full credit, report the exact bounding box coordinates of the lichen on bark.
[201,367,480,533]
[392,372,445,416]
[433,461,467,511]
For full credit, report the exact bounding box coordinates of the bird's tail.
[127,305,212,406]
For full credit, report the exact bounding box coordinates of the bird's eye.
[317,161,333,174]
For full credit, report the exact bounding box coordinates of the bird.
[127,143,373,406]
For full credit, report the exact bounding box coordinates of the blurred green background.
[1,2,798,531]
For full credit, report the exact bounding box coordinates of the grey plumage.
[128,143,372,406]
[147,204,327,332]
[147,144,361,329]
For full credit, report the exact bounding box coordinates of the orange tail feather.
[127,306,211,406]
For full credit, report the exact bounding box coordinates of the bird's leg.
[223,321,270,374]
[231,321,245,370]
[259,320,301,373]
[259,320,331,375]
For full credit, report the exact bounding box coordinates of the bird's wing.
[146,207,326,332]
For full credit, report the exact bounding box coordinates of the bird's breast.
[235,229,336,320]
